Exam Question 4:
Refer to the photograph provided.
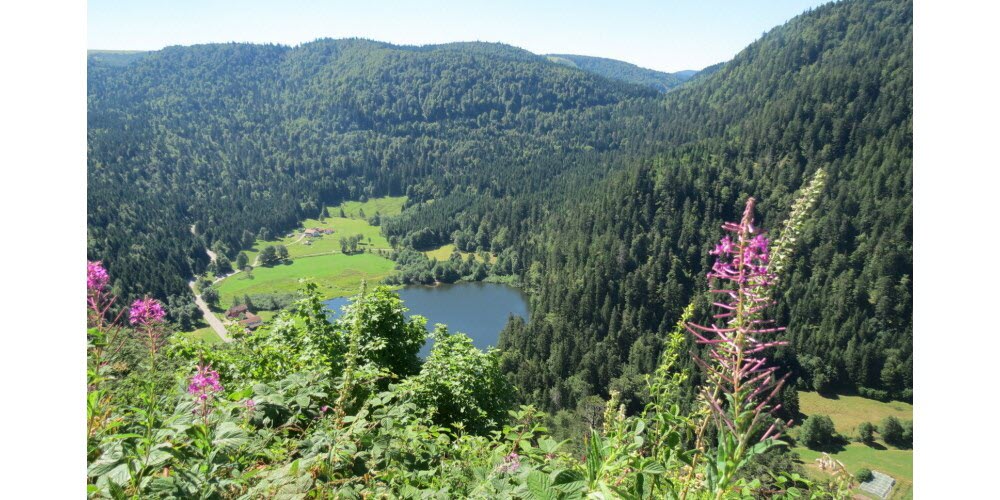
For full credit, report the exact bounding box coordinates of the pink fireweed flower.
[244,399,256,410]
[690,197,788,444]
[188,364,223,399]
[189,364,223,420]
[711,236,735,256]
[87,261,110,293]
[129,297,166,326]
[497,452,521,474]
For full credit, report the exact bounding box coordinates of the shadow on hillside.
[805,435,851,454]
[864,441,887,451]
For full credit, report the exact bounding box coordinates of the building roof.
[240,312,263,327]
[226,304,248,316]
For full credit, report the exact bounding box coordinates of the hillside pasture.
[241,196,404,264]
[792,392,913,499]
[423,243,494,263]
[216,252,395,305]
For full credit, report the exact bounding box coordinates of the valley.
[86,1,913,497]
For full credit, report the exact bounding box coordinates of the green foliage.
[857,421,876,444]
[856,467,874,483]
[259,245,280,266]
[201,285,219,307]
[86,1,910,496]
[499,0,912,411]
[403,326,514,434]
[879,416,908,447]
[798,415,838,449]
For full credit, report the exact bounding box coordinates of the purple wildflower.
[189,364,223,420]
[244,399,256,409]
[129,297,166,326]
[188,364,223,398]
[711,236,734,256]
[497,452,521,474]
[87,261,110,293]
[689,198,789,443]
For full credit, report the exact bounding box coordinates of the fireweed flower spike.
[130,296,167,360]
[87,261,110,294]
[189,364,223,419]
[129,297,166,326]
[687,198,791,488]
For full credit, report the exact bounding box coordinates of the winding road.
[189,279,231,342]
[187,227,232,342]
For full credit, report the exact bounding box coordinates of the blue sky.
[88,0,831,72]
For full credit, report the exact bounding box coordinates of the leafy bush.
[402,325,514,434]
[798,415,837,449]
[857,421,876,444]
[857,386,891,402]
[880,416,905,446]
[856,468,874,483]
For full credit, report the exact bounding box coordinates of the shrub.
[857,386,890,402]
[857,421,876,444]
[798,414,837,449]
[856,468,874,483]
[880,416,904,446]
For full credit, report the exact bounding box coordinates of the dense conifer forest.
[87,1,912,495]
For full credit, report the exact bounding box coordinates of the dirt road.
[188,280,231,342]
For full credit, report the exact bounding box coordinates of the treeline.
[499,0,913,410]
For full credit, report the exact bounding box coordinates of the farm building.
[240,313,263,329]
[225,304,248,319]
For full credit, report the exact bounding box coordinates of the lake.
[323,282,529,357]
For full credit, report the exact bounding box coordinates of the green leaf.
[526,470,557,500]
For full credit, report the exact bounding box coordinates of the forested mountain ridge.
[87,39,655,300]
[500,0,912,410]
[545,53,696,92]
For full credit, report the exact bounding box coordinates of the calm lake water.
[323,282,529,357]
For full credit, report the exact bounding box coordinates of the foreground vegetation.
[89,196,865,498]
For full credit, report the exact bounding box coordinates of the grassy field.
[216,252,395,305]
[178,326,223,344]
[792,392,913,499]
[338,197,406,218]
[242,197,405,264]
[423,243,494,263]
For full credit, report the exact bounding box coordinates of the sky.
[88,0,832,73]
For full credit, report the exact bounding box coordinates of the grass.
[792,391,913,499]
[797,392,912,436]
[338,197,407,218]
[423,243,494,263]
[178,326,223,344]
[241,196,405,265]
[216,252,395,305]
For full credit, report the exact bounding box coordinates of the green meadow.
[792,392,913,499]
[178,326,222,344]
[216,252,395,305]
[423,243,494,263]
[242,196,405,264]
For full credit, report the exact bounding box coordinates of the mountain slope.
[500,0,913,410]
[545,53,695,92]
[87,39,655,300]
